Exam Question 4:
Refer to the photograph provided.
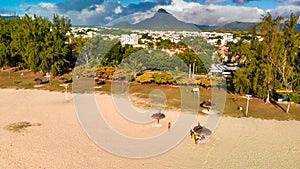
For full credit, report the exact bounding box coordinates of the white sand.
[0,89,299,169]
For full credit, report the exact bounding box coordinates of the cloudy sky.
[1,0,300,26]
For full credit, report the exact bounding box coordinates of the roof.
[210,64,241,73]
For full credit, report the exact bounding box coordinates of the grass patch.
[0,70,73,92]
[1,69,300,121]
[97,82,300,121]
[222,93,300,121]
[4,121,41,133]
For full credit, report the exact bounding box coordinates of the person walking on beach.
[168,122,171,131]
[191,131,196,143]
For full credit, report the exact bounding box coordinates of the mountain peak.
[157,8,169,14]
[113,8,198,31]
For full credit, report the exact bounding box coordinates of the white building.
[120,34,139,45]
[209,64,241,77]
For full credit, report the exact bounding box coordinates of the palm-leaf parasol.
[193,123,212,135]
[151,112,166,124]
[59,77,68,83]
[202,100,216,111]
[33,77,42,84]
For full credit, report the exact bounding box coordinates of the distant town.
[70,26,263,46]
[68,26,260,76]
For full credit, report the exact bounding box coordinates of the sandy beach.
[0,89,300,169]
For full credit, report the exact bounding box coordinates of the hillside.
[114,9,199,31]
[0,15,16,19]
[195,21,256,31]
[218,21,256,31]
[195,21,300,31]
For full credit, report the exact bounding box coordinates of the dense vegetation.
[0,13,215,84]
[73,37,144,78]
[1,12,299,106]
[0,14,72,75]
[228,13,300,107]
[74,34,215,85]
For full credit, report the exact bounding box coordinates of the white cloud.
[292,0,300,4]
[39,3,56,9]
[132,11,156,23]
[106,11,155,26]
[271,5,300,23]
[107,0,266,26]
[114,6,122,14]
[81,5,105,18]
[24,2,60,19]
[155,0,265,26]
[205,0,226,4]
[25,1,119,25]
[105,16,113,21]
[18,0,300,26]
[277,0,300,5]
[271,5,300,17]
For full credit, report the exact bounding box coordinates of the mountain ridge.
[202,21,300,31]
[113,9,300,31]
[195,21,257,31]
[114,8,199,31]
[0,15,16,19]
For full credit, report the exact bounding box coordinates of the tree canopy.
[0,14,72,75]
[230,13,300,104]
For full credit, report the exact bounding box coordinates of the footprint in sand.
[288,146,299,153]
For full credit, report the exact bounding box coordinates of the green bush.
[291,93,300,104]
[136,72,154,84]
[153,72,175,85]
[136,72,175,85]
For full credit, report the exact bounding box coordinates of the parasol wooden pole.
[65,85,68,100]
[245,95,252,117]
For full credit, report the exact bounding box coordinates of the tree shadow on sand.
[270,99,287,113]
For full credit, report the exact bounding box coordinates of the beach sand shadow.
[270,99,287,112]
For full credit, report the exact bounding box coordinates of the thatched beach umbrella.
[59,77,68,83]
[33,77,42,84]
[151,112,166,124]
[94,78,105,85]
[203,100,216,111]
[193,123,212,136]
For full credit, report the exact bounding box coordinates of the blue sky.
[0,1,61,8]
[0,0,291,9]
[0,0,299,26]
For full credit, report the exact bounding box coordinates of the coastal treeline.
[0,14,72,75]
[229,13,300,103]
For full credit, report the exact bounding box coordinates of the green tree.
[0,14,72,75]
[0,19,11,67]
[175,49,207,74]
[231,13,300,112]
[232,68,251,94]
[274,13,299,112]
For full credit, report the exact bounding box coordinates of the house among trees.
[209,64,241,77]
